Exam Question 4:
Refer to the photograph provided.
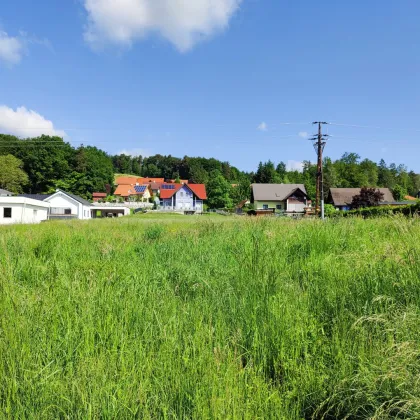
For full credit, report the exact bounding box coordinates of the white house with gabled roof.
[44,190,93,220]
[251,183,309,213]
[20,189,94,220]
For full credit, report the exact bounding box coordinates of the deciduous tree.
[351,187,384,209]
[0,154,29,193]
[207,171,233,209]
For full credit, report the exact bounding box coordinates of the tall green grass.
[1,216,419,418]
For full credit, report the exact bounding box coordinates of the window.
[276,204,282,210]
[263,204,268,210]
[64,208,71,215]
[180,192,184,197]
[33,210,38,217]
[4,208,12,218]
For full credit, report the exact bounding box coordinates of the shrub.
[324,204,336,217]
[342,203,420,218]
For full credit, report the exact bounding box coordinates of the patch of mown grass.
[0,216,419,418]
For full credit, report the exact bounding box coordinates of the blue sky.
[1,0,419,172]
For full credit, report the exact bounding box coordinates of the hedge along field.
[1,216,419,419]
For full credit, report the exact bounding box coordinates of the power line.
[329,122,420,133]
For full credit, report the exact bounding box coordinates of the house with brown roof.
[251,184,309,214]
[327,188,395,210]
[160,183,207,212]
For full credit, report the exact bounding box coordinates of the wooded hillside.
[1,134,419,204]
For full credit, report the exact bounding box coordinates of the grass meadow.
[1,214,419,419]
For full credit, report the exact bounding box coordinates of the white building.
[44,190,93,220]
[91,205,131,218]
[0,197,50,224]
[2,189,131,224]
[0,189,13,197]
[251,184,309,214]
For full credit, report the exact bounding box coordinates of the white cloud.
[0,106,66,138]
[0,32,24,65]
[0,31,52,66]
[298,131,308,138]
[286,160,304,172]
[118,148,150,157]
[257,122,268,132]
[83,0,242,52]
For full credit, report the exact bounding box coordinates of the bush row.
[335,202,420,218]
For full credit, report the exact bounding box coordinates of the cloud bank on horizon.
[0,105,66,138]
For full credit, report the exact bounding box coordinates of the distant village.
[1,173,418,225]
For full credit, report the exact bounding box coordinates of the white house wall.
[287,202,306,213]
[174,185,195,210]
[45,192,92,220]
[0,198,49,225]
[46,195,79,216]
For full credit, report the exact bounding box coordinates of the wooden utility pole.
[310,122,329,218]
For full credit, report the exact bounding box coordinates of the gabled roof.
[160,183,207,200]
[160,183,183,199]
[150,182,163,190]
[251,184,307,201]
[18,193,52,201]
[188,184,207,200]
[56,190,91,207]
[139,177,165,184]
[0,188,13,196]
[115,184,136,197]
[329,188,394,206]
[115,176,137,185]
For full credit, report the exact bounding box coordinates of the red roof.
[150,182,163,190]
[116,176,137,185]
[160,184,183,199]
[139,177,165,184]
[115,184,136,197]
[160,183,207,200]
[93,192,107,198]
[188,184,207,200]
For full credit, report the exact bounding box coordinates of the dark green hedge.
[337,203,420,218]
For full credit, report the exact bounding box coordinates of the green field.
[1,215,419,419]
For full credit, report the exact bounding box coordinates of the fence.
[92,202,153,209]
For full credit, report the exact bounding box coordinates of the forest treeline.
[1,134,419,205]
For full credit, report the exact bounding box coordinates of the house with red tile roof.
[114,184,152,201]
[160,183,207,212]
[115,176,138,185]
[92,192,107,202]
[138,177,165,184]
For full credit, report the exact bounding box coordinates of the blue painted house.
[160,183,207,212]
